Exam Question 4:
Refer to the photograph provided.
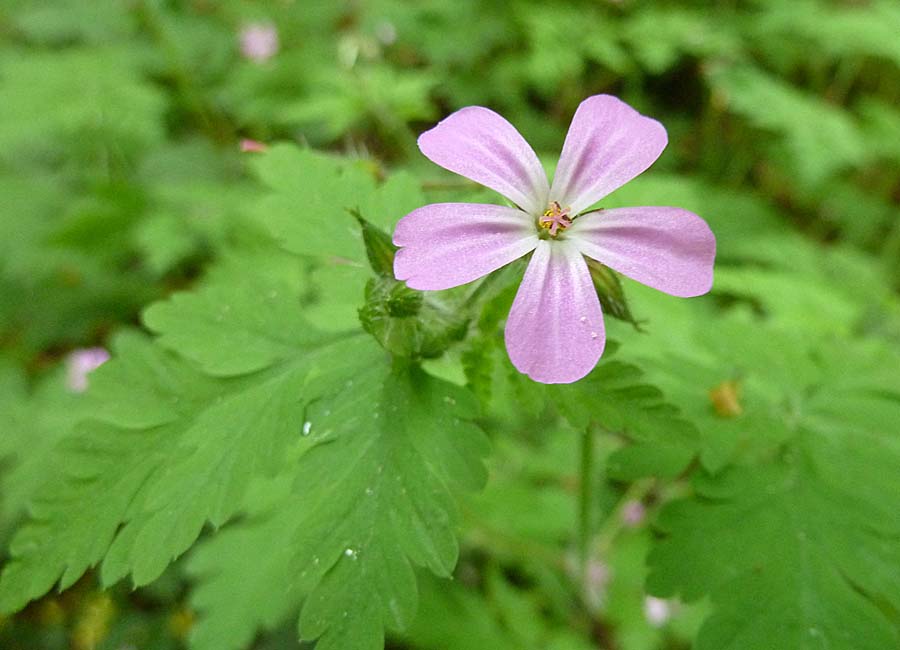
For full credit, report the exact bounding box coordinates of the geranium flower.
[393,95,716,383]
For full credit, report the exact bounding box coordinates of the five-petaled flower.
[393,95,716,384]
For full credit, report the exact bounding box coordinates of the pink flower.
[621,499,647,527]
[239,138,268,153]
[393,95,716,384]
[239,23,279,63]
[65,347,110,393]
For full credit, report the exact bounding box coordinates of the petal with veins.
[505,240,605,384]
[418,107,549,215]
[568,206,716,297]
[393,203,538,291]
[550,95,668,216]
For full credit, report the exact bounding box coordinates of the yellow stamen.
[538,201,572,237]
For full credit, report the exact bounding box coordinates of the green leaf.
[298,363,489,649]
[250,145,425,331]
[401,573,521,650]
[252,145,423,260]
[0,47,165,160]
[0,333,212,611]
[707,64,865,185]
[754,0,900,68]
[185,477,299,650]
[12,0,135,46]
[186,363,489,650]
[359,276,469,359]
[859,98,900,165]
[622,7,741,74]
[551,358,700,480]
[637,317,900,650]
[0,364,98,528]
[0,309,380,610]
[649,451,900,650]
[142,256,321,376]
[282,65,437,145]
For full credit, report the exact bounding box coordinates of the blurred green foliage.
[0,0,898,649]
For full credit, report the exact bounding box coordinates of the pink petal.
[568,207,716,297]
[505,240,605,384]
[550,95,668,216]
[418,107,549,215]
[239,138,267,153]
[394,203,538,291]
[66,347,111,393]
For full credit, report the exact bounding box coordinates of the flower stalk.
[577,425,596,591]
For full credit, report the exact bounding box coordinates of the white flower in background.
[644,596,672,627]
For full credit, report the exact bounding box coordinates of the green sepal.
[350,208,397,277]
[359,276,468,359]
[586,258,643,330]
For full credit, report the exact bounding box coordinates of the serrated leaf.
[185,478,300,650]
[251,145,423,260]
[707,64,865,185]
[0,365,96,527]
[249,145,424,331]
[648,449,900,650]
[186,364,490,650]
[0,316,381,611]
[297,364,489,649]
[551,358,700,480]
[633,312,900,649]
[142,258,323,376]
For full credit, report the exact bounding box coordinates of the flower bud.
[586,259,642,329]
[358,277,468,359]
[351,210,396,277]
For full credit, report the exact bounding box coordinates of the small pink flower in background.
[66,347,110,393]
[393,95,716,384]
[644,596,673,627]
[621,499,647,527]
[239,22,279,63]
[240,138,268,153]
